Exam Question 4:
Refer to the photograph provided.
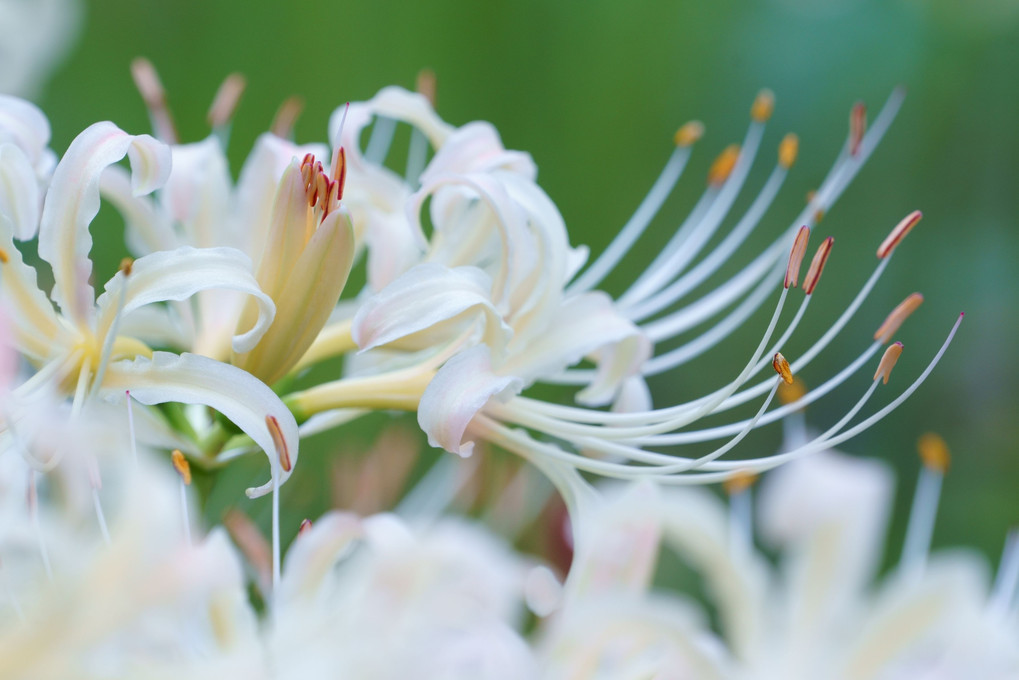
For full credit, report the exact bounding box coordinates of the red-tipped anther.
[772,352,794,384]
[874,293,924,344]
[271,96,305,139]
[207,73,247,129]
[873,341,903,384]
[266,414,291,472]
[802,236,834,295]
[877,210,922,259]
[784,226,810,288]
[849,102,866,156]
[299,518,313,535]
[171,449,192,486]
[334,147,347,200]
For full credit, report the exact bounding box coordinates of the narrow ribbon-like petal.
[234,210,354,384]
[102,352,299,498]
[94,246,275,354]
[0,143,41,240]
[352,263,512,359]
[418,345,523,457]
[38,122,171,326]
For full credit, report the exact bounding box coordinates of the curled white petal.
[101,351,299,497]
[352,263,512,358]
[0,143,41,240]
[94,246,275,353]
[419,345,523,457]
[38,122,171,325]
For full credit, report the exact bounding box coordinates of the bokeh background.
[23,0,1019,564]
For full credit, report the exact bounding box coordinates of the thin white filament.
[569,145,693,294]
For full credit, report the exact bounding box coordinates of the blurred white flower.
[534,447,1019,679]
[0,0,81,99]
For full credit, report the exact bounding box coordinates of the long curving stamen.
[207,73,247,139]
[89,258,134,400]
[172,449,192,544]
[406,70,437,183]
[130,58,178,144]
[618,112,765,309]
[568,123,701,294]
[28,471,53,581]
[725,470,758,557]
[88,458,111,546]
[271,96,305,139]
[990,529,1019,617]
[899,433,949,577]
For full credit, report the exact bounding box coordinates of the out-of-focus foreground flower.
[0,0,81,99]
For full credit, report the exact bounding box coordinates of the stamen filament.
[569,144,695,294]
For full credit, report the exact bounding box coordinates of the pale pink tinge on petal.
[418,345,523,457]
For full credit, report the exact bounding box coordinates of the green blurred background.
[30,0,1019,564]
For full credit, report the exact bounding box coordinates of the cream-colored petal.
[102,352,299,498]
[94,246,275,354]
[418,345,522,457]
[37,122,171,326]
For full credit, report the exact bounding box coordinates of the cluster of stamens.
[300,150,346,221]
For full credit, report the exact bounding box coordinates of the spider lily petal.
[102,351,299,498]
[37,121,171,327]
[93,246,276,354]
[418,345,523,457]
[352,263,512,357]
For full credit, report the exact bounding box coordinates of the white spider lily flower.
[534,449,1019,679]
[290,87,961,503]
[0,100,299,500]
[0,0,81,99]
[101,66,356,385]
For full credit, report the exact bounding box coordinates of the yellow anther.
[874,293,924,344]
[778,133,799,168]
[708,144,740,185]
[772,352,794,384]
[777,376,807,406]
[171,449,192,486]
[0,247,8,264]
[751,89,775,122]
[873,342,903,384]
[917,432,950,473]
[674,120,705,147]
[724,470,759,496]
[119,257,134,276]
